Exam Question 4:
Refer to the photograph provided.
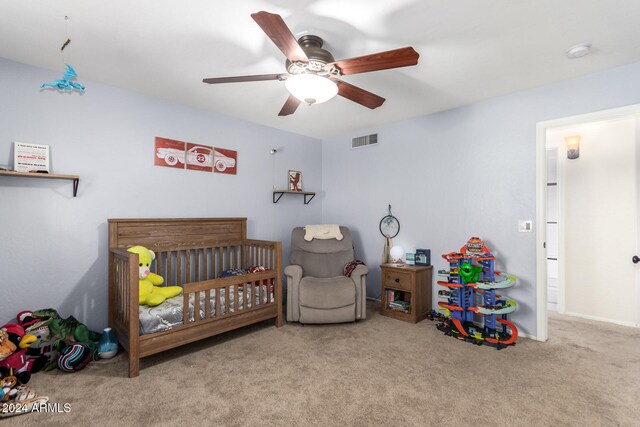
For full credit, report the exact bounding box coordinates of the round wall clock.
[379,205,400,238]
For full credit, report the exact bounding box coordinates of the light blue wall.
[0,58,322,331]
[321,61,640,337]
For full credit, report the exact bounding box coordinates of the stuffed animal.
[0,324,46,382]
[16,311,58,365]
[127,245,182,306]
[0,367,49,415]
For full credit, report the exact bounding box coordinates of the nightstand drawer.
[384,270,412,291]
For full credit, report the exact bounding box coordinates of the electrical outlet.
[519,220,533,232]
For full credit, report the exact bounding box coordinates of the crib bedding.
[139,284,275,335]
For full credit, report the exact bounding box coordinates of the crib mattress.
[139,284,274,335]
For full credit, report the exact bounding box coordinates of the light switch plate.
[519,220,533,232]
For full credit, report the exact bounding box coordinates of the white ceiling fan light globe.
[285,74,338,105]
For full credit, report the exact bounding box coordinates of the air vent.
[352,133,378,149]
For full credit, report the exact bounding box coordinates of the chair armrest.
[284,264,303,282]
[285,265,303,322]
[350,264,368,280]
[349,265,368,320]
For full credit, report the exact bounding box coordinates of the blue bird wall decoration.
[40,64,85,93]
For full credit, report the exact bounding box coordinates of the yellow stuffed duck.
[127,246,182,306]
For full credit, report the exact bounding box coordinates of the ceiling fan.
[202,11,420,116]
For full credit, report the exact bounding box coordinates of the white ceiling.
[2,0,640,139]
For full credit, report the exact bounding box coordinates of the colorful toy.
[0,367,49,417]
[16,309,102,371]
[39,63,85,93]
[0,324,47,381]
[57,343,92,372]
[127,245,182,306]
[435,237,518,349]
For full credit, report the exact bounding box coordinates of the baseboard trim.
[562,311,639,328]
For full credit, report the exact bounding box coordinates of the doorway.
[536,105,640,341]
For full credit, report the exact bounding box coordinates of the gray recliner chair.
[285,226,367,324]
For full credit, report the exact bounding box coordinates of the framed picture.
[213,147,237,175]
[155,137,186,169]
[186,143,213,172]
[289,170,302,192]
[14,142,50,172]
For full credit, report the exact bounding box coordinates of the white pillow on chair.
[304,224,344,241]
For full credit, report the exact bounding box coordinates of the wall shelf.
[0,170,80,197]
[272,190,316,204]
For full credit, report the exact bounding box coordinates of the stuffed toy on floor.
[127,245,182,306]
[15,310,101,372]
[0,324,47,382]
[0,368,48,418]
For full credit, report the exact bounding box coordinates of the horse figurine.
[40,64,85,93]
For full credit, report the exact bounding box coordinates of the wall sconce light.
[565,135,580,159]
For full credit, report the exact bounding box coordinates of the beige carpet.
[8,302,640,426]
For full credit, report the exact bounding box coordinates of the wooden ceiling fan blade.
[278,95,301,116]
[328,47,419,75]
[202,73,287,84]
[335,79,385,109]
[251,11,308,63]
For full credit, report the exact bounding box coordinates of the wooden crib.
[108,218,282,377]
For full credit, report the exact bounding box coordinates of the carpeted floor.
[7,302,640,426]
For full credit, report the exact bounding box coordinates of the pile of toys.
[434,237,518,349]
[0,309,116,417]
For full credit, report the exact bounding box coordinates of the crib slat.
[242,244,247,270]
[236,284,240,311]
[203,248,209,280]
[177,250,183,286]
[183,291,189,325]
[167,251,173,286]
[194,290,200,322]
[215,287,220,318]
[258,280,262,306]
[244,281,249,309]
[194,248,200,282]
[205,289,210,319]
[225,286,230,315]
[156,251,163,278]
[186,249,191,284]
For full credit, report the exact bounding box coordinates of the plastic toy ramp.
[437,280,464,289]
[474,273,516,290]
[485,319,518,346]
[468,298,517,315]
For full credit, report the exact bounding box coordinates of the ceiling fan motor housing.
[286,35,336,75]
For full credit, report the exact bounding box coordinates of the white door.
[547,115,639,327]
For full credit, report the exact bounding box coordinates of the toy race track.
[432,237,518,349]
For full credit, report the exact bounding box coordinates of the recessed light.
[566,43,592,59]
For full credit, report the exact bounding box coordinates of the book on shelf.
[386,290,411,313]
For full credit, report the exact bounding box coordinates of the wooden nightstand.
[380,264,433,323]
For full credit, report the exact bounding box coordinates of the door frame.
[535,103,640,341]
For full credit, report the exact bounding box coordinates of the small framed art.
[288,170,302,191]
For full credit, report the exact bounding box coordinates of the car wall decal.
[154,137,237,176]
[154,137,186,169]
[213,147,237,175]
[186,143,214,172]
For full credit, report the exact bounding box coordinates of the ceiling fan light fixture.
[284,73,338,105]
[566,43,592,59]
